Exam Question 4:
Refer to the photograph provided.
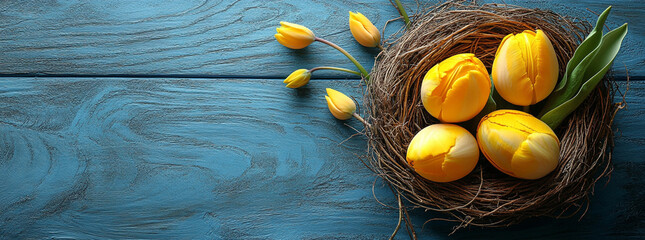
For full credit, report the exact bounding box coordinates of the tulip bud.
[325,88,356,120]
[275,21,315,49]
[283,69,311,88]
[477,109,560,180]
[406,124,479,182]
[349,11,381,47]
[420,53,491,123]
[492,30,559,106]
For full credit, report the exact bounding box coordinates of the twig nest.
[365,1,618,230]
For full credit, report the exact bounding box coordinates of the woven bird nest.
[366,1,621,230]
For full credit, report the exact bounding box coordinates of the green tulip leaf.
[541,23,628,129]
[553,6,611,93]
[541,6,612,118]
[582,24,628,80]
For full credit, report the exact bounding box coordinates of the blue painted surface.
[0,0,643,239]
[0,0,642,77]
[0,79,398,239]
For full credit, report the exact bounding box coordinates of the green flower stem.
[315,37,370,80]
[394,0,410,27]
[310,66,361,76]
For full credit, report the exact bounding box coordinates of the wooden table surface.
[1,0,643,239]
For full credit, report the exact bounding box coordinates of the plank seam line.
[0,73,645,81]
[0,74,362,80]
[0,74,639,81]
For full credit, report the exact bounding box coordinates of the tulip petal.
[349,19,377,47]
[443,131,479,180]
[326,88,356,114]
[494,34,534,106]
[477,110,560,179]
[280,21,314,36]
[420,66,444,121]
[495,34,513,58]
[325,88,356,120]
[520,30,537,85]
[277,27,313,41]
[284,69,308,86]
[478,125,523,175]
[285,72,309,88]
[276,28,314,49]
[407,124,478,182]
[441,68,490,122]
[350,12,380,40]
[511,133,560,179]
[275,33,295,49]
[349,12,380,47]
[410,152,449,180]
[493,30,559,106]
[325,96,350,120]
[275,21,315,49]
[532,30,559,103]
[421,53,490,123]
[488,110,558,140]
[286,81,301,88]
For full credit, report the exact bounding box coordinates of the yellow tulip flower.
[420,53,491,123]
[349,11,381,48]
[283,69,311,88]
[492,30,559,106]
[325,88,356,120]
[275,21,315,49]
[477,110,560,180]
[406,124,479,182]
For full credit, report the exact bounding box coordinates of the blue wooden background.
[0,0,643,239]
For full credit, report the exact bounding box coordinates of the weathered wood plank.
[0,77,643,238]
[0,0,641,78]
[0,78,398,238]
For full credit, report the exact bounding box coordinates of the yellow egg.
[420,53,491,123]
[491,30,559,106]
[477,109,560,179]
[406,124,479,182]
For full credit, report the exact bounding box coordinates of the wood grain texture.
[0,77,643,239]
[0,0,642,78]
[1,0,643,238]
[0,78,399,239]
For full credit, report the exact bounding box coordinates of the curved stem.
[394,0,410,28]
[352,112,371,128]
[310,66,361,76]
[377,44,384,51]
[315,37,370,80]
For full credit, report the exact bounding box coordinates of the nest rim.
[364,1,620,230]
